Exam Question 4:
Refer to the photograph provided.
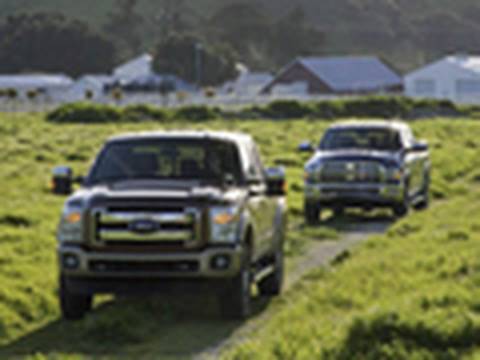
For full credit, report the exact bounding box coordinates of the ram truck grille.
[320,161,385,184]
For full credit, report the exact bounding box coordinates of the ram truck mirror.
[411,140,429,152]
[298,141,314,153]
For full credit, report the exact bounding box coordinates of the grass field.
[0,113,479,358]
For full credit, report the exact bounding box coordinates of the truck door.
[245,142,276,258]
[402,128,423,196]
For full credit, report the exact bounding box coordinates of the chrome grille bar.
[100,212,193,225]
[320,161,386,183]
[99,229,193,242]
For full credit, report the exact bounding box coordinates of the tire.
[393,183,410,217]
[60,275,92,321]
[305,202,320,225]
[219,250,252,320]
[414,175,430,211]
[258,234,284,297]
[333,207,345,218]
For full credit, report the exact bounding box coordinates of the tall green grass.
[0,113,478,358]
[225,121,480,359]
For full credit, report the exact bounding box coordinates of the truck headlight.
[210,206,241,244]
[304,164,323,183]
[57,198,84,243]
[386,167,403,182]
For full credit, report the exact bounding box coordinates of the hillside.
[0,0,479,72]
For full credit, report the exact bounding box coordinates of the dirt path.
[195,219,392,359]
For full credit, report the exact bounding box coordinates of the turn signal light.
[66,212,82,224]
[213,213,236,225]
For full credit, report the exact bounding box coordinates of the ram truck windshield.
[320,128,402,152]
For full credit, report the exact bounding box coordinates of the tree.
[26,89,38,102]
[148,0,189,38]
[153,34,238,87]
[103,0,144,57]
[207,3,325,70]
[85,90,94,101]
[207,3,273,70]
[0,13,117,77]
[111,87,123,105]
[270,6,325,65]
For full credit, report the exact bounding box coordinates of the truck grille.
[89,204,203,250]
[320,161,385,183]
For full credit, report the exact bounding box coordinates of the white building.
[405,55,480,104]
[219,72,273,97]
[113,53,153,82]
[0,74,73,100]
[64,75,114,102]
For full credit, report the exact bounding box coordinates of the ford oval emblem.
[129,220,160,234]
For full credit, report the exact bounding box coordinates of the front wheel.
[258,236,284,297]
[218,252,252,320]
[60,275,92,321]
[414,175,430,210]
[393,183,410,217]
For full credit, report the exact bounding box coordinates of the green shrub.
[123,104,167,122]
[314,100,346,119]
[342,96,413,118]
[173,105,217,121]
[47,103,122,123]
[262,100,313,119]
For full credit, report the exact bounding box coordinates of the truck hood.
[70,179,246,207]
[306,149,401,170]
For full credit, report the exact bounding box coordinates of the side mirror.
[51,166,84,195]
[265,167,286,196]
[411,141,429,152]
[298,141,314,153]
[52,166,73,195]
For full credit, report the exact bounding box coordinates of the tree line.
[1,0,478,85]
[0,1,324,86]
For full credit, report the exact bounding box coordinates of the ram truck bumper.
[58,244,243,294]
[304,182,404,208]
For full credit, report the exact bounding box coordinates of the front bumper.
[58,244,243,280]
[304,182,404,207]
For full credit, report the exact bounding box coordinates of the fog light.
[211,255,231,270]
[63,254,80,270]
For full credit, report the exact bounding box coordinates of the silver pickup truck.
[301,121,430,224]
[53,131,287,320]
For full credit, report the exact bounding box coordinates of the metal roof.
[0,74,73,88]
[119,74,195,92]
[406,55,480,79]
[107,131,253,144]
[328,120,408,131]
[297,56,402,92]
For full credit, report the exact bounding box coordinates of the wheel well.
[244,226,254,252]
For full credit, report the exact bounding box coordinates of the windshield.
[87,138,243,186]
[320,128,402,151]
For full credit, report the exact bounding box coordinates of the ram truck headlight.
[57,198,84,243]
[386,167,404,183]
[210,206,241,244]
[304,163,323,183]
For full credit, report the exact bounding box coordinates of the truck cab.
[54,131,287,319]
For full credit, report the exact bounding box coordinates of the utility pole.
[195,42,203,89]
